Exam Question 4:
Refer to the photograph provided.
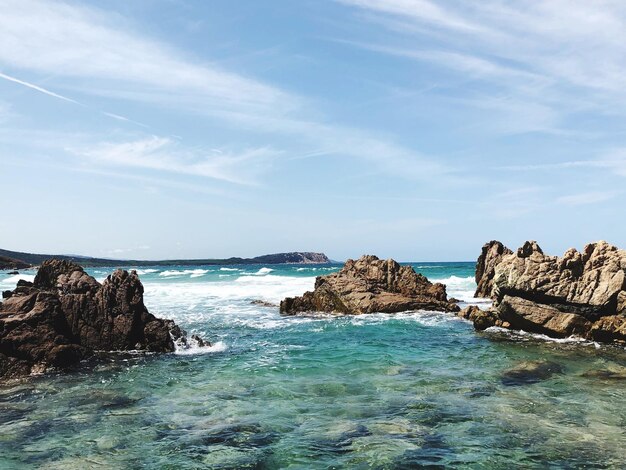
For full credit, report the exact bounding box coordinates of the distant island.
[0,248,330,269]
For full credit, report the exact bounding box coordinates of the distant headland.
[0,248,330,269]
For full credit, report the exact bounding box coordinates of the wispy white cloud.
[557,191,619,206]
[336,0,626,134]
[0,0,455,185]
[497,149,626,177]
[68,136,279,186]
[0,0,292,115]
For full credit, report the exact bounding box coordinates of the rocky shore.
[281,255,459,315]
[0,259,205,380]
[464,240,626,343]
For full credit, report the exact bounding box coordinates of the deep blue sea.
[1,262,626,469]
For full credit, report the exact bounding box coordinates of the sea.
[1,262,626,468]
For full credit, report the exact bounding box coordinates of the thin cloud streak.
[557,191,619,206]
[0,70,148,127]
[0,71,79,104]
[336,0,626,136]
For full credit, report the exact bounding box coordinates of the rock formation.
[280,255,459,315]
[0,259,199,380]
[470,240,626,343]
[474,241,512,298]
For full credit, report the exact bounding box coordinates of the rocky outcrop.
[0,255,31,270]
[469,240,626,343]
[280,255,459,315]
[0,259,201,380]
[250,252,330,264]
[474,241,512,298]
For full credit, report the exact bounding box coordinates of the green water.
[1,263,625,469]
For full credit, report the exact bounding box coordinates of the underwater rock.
[582,365,626,380]
[0,259,205,380]
[501,360,563,386]
[470,240,626,343]
[250,299,278,308]
[280,255,459,315]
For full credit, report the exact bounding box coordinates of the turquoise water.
[1,263,626,468]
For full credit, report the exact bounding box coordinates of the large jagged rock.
[474,241,513,298]
[469,240,626,343]
[280,255,459,315]
[0,259,196,380]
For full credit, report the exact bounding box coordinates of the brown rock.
[470,240,626,343]
[493,240,626,313]
[501,360,563,386]
[590,315,626,343]
[458,306,499,331]
[280,255,458,315]
[474,241,513,298]
[498,295,592,338]
[0,259,204,380]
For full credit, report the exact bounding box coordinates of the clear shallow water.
[1,263,626,468]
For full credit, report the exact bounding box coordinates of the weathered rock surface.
[280,255,459,315]
[469,240,626,343]
[0,259,200,380]
[474,241,513,298]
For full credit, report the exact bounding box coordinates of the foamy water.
[1,261,626,468]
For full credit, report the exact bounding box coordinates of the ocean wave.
[242,267,274,276]
[429,275,478,302]
[159,269,210,278]
[219,267,239,272]
[143,275,314,306]
[484,326,600,347]
[174,339,227,355]
[0,273,35,289]
[135,268,159,275]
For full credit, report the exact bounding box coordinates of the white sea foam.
[135,268,159,275]
[174,338,227,355]
[159,269,210,278]
[346,310,462,328]
[485,326,600,346]
[0,273,35,290]
[143,275,314,308]
[430,275,478,302]
[219,268,239,272]
[244,267,274,276]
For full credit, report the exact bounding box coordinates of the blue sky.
[1,0,625,261]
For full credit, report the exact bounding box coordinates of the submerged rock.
[250,299,278,308]
[0,259,205,380]
[501,360,563,386]
[280,255,459,315]
[582,365,626,380]
[469,240,626,343]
